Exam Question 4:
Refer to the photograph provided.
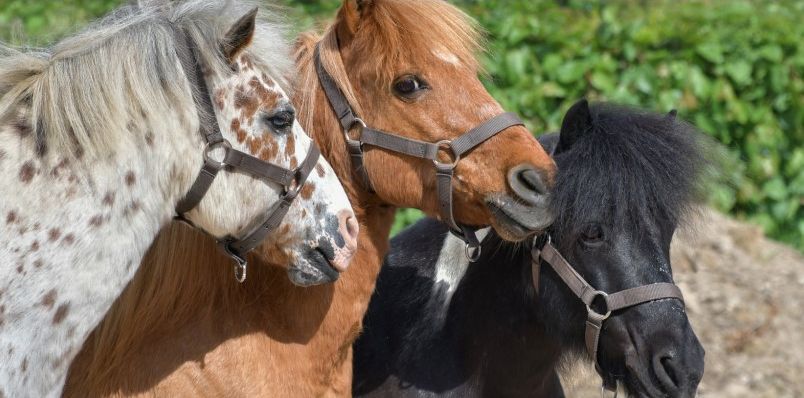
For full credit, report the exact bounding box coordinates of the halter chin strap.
[531,238,685,393]
[314,45,523,258]
[172,28,320,282]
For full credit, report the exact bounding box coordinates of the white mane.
[0,0,292,158]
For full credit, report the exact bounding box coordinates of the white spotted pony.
[0,2,357,397]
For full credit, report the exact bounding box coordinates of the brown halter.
[531,237,685,394]
[314,45,524,260]
[172,28,320,283]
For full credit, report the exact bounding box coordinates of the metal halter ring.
[586,290,612,320]
[345,117,367,142]
[465,243,481,262]
[202,139,232,168]
[432,140,460,168]
[600,382,619,398]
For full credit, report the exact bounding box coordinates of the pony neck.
[0,110,197,397]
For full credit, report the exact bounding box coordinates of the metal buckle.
[345,118,367,142]
[465,243,481,262]
[600,381,619,398]
[432,140,460,168]
[202,139,232,168]
[586,290,612,320]
[221,240,248,283]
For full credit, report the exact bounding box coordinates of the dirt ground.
[561,208,804,397]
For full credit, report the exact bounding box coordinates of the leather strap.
[224,145,320,257]
[172,27,321,280]
[313,45,374,191]
[314,44,522,253]
[532,240,685,386]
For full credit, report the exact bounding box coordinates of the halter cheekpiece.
[314,45,524,261]
[531,235,685,394]
[172,28,320,283]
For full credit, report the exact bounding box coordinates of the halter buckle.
[432,140,460,168]
[202,139,232,168]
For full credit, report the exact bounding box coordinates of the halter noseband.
[531,237,685,394]
[172,28,320,283]
[314,45,524,260]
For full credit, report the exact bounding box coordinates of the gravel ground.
[561,208,804,397]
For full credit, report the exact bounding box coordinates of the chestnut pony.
[65,0,556,396]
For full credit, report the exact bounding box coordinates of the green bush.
[2,0,801,248]
[0,0,122,45]
[461,0,803,248]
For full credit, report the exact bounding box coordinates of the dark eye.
[392,75,428,100]
[267,110,294,131]
[580,224,604,245]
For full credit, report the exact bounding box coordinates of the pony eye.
[267,110,294,131]
[580,224,604,244]
[392,75,428,100]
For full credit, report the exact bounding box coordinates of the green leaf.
[590,71,616,92]
[724,61,753,86]
[696,42,725,64]
[762,177,788,201]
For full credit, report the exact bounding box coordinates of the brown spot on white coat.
[19,161,35,183]
[102,192,115,206]
[63,234,75,245]
[124,171,136,186]
[41,289,57,308]
[300,183,316,200]
[52,303,70,324]
[89,215,104,227]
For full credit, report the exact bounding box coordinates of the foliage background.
[1,0,801,249]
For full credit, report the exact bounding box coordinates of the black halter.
[172,28,320,282]
[314,45,524,260]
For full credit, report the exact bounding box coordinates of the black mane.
[549,103,709,249]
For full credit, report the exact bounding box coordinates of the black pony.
[353,100,708,397]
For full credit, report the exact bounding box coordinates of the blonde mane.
[0,0,292,158]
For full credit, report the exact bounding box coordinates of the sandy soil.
[561,208,804,397]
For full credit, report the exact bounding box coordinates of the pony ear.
[336,0,371,47]
[556,99,593,153]
[221,7,258,62]
[668,109,678,119]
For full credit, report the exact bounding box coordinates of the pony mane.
[293,0,485,135]
[550,103,711,246]
[0,0,292,158]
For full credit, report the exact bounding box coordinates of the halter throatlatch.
[531,237,685,393]
[314,45,523,261]
[172,28,320,282]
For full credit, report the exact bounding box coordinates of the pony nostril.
[653,351,681,393]
[336,210,359,252]
[507,164,550,206]
[329,210,359,273]
[344,215,359,247]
